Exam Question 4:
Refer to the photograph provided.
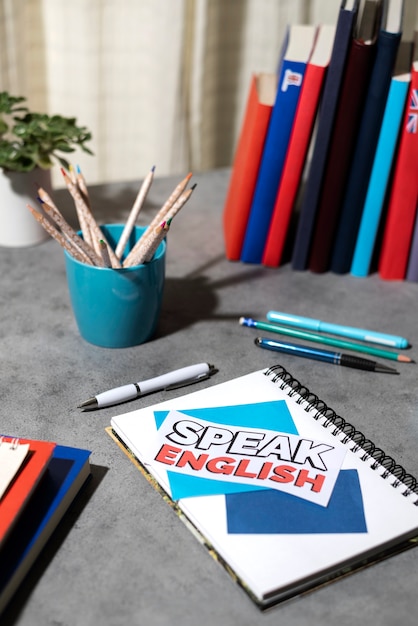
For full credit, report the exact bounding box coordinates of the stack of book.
[0,435,91,615]
[223,0,418,281]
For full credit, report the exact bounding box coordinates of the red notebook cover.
[223,73,276,261]
[378,62,418,280]
[262,25,335,267]
[0,437,56,544]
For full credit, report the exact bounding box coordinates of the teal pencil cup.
[64,224,166,348]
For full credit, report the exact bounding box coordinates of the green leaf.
[0,91,93,172]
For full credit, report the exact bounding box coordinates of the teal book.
[351,42,413,278]
[240,25,316,264]
[0,444,91,615]
[330,0,403,274]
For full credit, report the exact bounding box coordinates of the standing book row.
[223,0,418,281]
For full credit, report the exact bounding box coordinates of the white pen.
[78,362,216,410]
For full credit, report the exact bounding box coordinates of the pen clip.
[165,372,211,391]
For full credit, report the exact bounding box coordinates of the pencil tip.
[397,354,415,363]
[190,183,197,190]
[151,165,156,172]
[76,164,81,174]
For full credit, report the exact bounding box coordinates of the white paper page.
[0,439,30,500]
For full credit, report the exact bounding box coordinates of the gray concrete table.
[1,168,417,626]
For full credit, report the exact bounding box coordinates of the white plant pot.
[0,168,52,247]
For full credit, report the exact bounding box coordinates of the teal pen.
[266,311,410,349]
[254,337,399,374]
[239,317,414,363]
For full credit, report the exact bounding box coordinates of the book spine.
[261,63,327,267]
[308,39,376,273]
[291,5,358,270]
[378,66,418,280]
[240,58,307,264]
[405,211,418,281]
[330,30,402,274]
[223,75,274,260]
[350,77,410,277]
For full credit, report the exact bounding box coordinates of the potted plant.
[0,92,93,247]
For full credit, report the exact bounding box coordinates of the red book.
[223,73,276,261]
[378,60,418,280]
[0,437,56,545]
[261,25,335,267]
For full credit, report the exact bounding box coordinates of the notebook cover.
[0,437,56,545]
[109,366,418,609]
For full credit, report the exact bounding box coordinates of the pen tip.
[375,364,399,374]
[77,397,98,409]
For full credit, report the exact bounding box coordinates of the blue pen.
[266,311,409,349]
[254,337,398,374]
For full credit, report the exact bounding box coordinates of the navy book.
[308,0,380,273]
[330,0,403,274]
[291,0,360,271]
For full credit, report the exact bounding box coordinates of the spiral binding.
[265,364,418,505]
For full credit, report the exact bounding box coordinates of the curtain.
[0,0,416,187]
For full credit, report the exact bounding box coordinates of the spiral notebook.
[109,365,418,608]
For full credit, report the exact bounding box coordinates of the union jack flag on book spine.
[406,88,418,134]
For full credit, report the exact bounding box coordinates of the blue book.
[330,0,403,274]
[240,24,316,264]
[291,0,360,271]
[0,444,91,615]
[351,42,412,278]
